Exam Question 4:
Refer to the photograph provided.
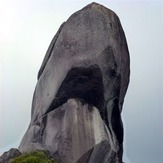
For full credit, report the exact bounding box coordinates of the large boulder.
[0,148,21,163]
[19,2,130,163]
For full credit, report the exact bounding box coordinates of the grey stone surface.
[19,2,130,163]
[0,148,21,163]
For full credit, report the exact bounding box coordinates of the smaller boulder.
[0,148,21,163]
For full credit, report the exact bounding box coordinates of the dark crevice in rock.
[40,116,48,140]
[76,147,93,163]
[44,65,106,120]
[111,75,123,144]
[111,98,123,144]
[76,140,116,163]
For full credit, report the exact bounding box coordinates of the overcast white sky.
[0,0,162,163]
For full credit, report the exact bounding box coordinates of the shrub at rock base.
[9,151,56,163]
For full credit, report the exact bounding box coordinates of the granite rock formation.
[19,2,130,163]
[0,148,21,163]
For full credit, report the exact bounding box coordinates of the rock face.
[0,148,21,163]
[19,2,130,163]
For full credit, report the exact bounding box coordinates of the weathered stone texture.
[0,148,21,163]
[19,2,130,163]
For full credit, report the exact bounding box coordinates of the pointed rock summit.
[19,2,130,163]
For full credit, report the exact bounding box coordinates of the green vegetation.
[9,150,57,163]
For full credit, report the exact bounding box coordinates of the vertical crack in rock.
[37,22,65,80]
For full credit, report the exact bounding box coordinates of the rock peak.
[88,2,102,7]
[82,2,114,14]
